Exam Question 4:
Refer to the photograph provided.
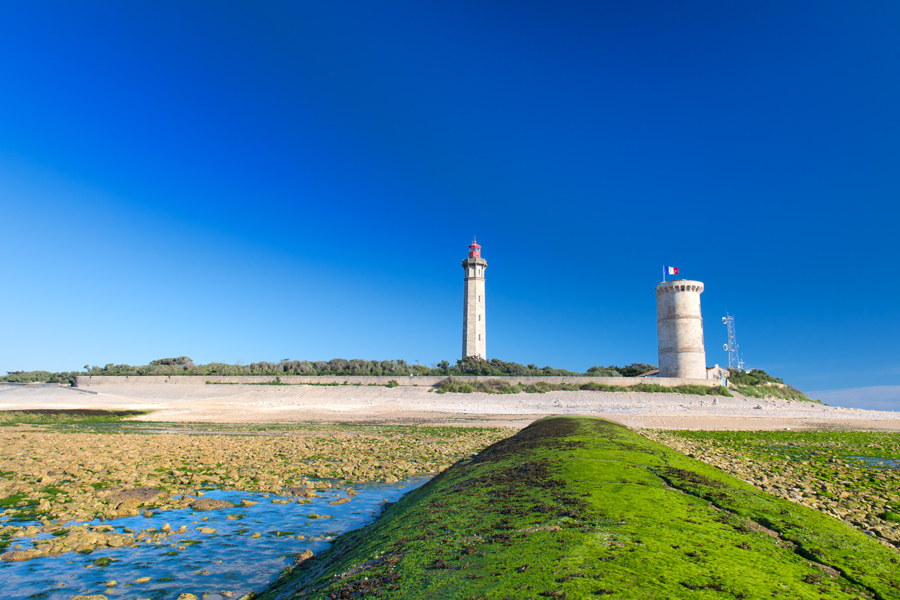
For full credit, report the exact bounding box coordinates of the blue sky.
[1,2,898,408]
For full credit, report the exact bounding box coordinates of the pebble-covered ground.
[642,429,900,548]
[0,422,511,562]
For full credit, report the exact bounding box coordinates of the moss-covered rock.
[645,429,900,545]
[259,416,900,599]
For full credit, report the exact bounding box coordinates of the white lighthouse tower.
[462,238,487,359]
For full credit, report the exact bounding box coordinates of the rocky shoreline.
[0,424,510,562]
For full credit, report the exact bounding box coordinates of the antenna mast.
[722,312,744,372]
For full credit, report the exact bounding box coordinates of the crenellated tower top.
[656,280,704,295]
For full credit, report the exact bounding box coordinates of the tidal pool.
[1,476,431,599]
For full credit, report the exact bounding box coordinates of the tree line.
[2,356,658,384]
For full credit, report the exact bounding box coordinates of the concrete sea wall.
[74,375,719,388]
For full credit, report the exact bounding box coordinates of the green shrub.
[706,385,732,396]
[632,383,671,394]
[579,382,617,392]
[478,379,520,394]
[735,385,764,398]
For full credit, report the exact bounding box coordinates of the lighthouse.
[462,237,487,359]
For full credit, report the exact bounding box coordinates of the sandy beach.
[2,380,899,431]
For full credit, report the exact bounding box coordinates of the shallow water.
[852,456,900,468]
[1,476,430,599]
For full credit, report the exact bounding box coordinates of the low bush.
[435,379,732,397]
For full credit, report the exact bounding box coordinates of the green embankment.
[259,417,899,600]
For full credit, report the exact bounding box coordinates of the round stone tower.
[462,237,487,359]
[656,279,706,379]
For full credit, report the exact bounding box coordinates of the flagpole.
[662,265,665,282]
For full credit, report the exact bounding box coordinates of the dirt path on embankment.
[3,381,899,431]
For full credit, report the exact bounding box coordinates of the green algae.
[0,492,33,507]
[649,429,900,544]
[258,417,900,600]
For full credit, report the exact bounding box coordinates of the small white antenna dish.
[723,343,728,351]
[722,317,727,324]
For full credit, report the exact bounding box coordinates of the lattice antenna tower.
[721,312,744,372]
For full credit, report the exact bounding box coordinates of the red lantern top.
[468,237,481,258]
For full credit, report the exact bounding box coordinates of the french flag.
[665,266,679,276]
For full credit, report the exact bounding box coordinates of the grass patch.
[435,378,731,397]
[734,383,815,402]
[0,409,150,425]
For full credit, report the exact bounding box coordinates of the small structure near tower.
[656,279,707,379]
[462,237,487,359]
[722,312,744,372]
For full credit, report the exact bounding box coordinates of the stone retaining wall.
[74,375,719,388]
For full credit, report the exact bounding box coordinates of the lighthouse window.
[478,295,481,302]
[478,334,481,341]
[478,315,481,321]
[477,268,481,275]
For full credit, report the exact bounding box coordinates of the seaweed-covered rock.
[190,498,235,511]
[107,487,163,506]
[285,486,319,498]
[1,549,37,562]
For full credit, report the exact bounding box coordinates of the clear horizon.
[1,2,898,410]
